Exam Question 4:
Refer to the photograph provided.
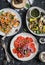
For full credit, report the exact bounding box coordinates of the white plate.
[10,32,39,61]
[7,0,11,3]
[0,8,22,36]
[26,7,45,36]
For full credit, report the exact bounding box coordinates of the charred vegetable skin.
[12,36,36,58]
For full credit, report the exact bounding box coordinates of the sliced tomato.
[28,42,36,53]
[13,48,18,53]
[17,36,25,41]
[26,37,33,43]
[31,47,36,53]
[29,38,33,42]
[14,42,19,48]
[17,52,23,58]
[25,52,31,57]
[14,40,21,48]
[28,42,35,48]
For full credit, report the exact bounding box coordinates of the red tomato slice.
[26,37,33,43]
[28,42,35,48]
[31,47,36,53]
[14,42,19,48]
[29,38,33,42]
[13,48,18,53]
[25,52,31,57]
[17,36,25,41]
[28,42,36,53]
[17,52,23,58]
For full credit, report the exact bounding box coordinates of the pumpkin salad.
[0,11,20,34]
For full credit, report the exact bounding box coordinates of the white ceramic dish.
[11,0,26,8]
[30,7,41,18]
[26,6,45,36]
[7,0,29,9]
[39,52,45,62]
[0,8,22,36]
[10,32,39,61]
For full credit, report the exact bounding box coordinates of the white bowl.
[30,7,41,18]
[39,52,45,62]
[10,32,39,61]
[26,7,45,36]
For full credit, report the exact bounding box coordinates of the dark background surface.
[0,0,45,65]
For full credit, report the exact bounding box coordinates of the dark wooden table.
[0,0,45,65]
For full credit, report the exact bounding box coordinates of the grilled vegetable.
[0,11,20,33]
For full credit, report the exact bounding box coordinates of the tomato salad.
[12,36,36,58]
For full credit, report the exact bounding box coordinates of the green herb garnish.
[26,3,30,8]
[31,9,39,17]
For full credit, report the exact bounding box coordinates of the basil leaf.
[26,3,30,8]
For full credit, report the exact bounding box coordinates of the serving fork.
[1,35,11,62]
[1,32,14,62]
